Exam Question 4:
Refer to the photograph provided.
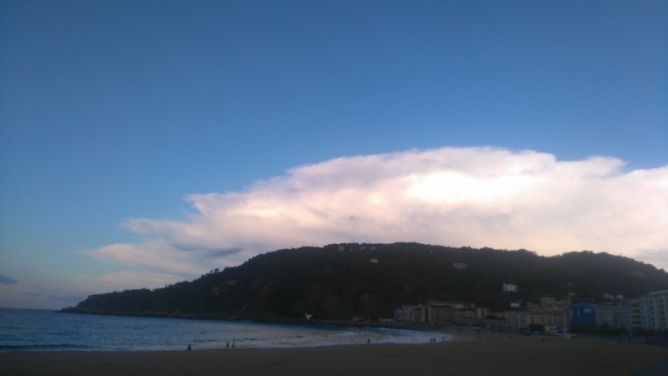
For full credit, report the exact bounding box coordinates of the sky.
[1,0,666,309]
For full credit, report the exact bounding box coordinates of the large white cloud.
[87,147,668,277]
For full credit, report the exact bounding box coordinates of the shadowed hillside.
[66,243,668,321]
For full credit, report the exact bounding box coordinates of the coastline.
[2,335,667,376]
[2,308,451,352]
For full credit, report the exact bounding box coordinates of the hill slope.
[67,243,668,320]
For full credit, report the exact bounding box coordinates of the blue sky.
[1,0,667,309]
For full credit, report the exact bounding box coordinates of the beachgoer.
[187,344,192,351]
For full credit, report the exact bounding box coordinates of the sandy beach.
[2,334,667,376]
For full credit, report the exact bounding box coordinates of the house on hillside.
[502,283,518,293]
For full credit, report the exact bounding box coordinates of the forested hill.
[66,243,668,321]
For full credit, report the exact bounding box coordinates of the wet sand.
[2,334,667,376]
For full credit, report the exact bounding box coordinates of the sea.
[0,308,449,351]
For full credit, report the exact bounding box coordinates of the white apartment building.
[640,290,668,331]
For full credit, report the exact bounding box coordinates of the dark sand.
[2,335,667,376]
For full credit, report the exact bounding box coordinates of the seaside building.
[567,292,667,332]
[629,299,643,329]
[429,301,455,324]
[502,310,531,329]
[570,303,597,327]
[528,303,569,333]
[394,301,483,325]
[639,290,668,331]
[595,303,631,330]
[426,301,479,325]
[393,304,430,323]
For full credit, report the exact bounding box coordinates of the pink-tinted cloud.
[86,147,668,275]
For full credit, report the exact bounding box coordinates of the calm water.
[0,308,449,351]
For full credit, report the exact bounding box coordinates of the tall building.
[629,299,642,329]
[570,303,597,327]
[595,303,630,330]
[640,290,668,331]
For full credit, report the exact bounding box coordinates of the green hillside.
[66,243,668,321]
